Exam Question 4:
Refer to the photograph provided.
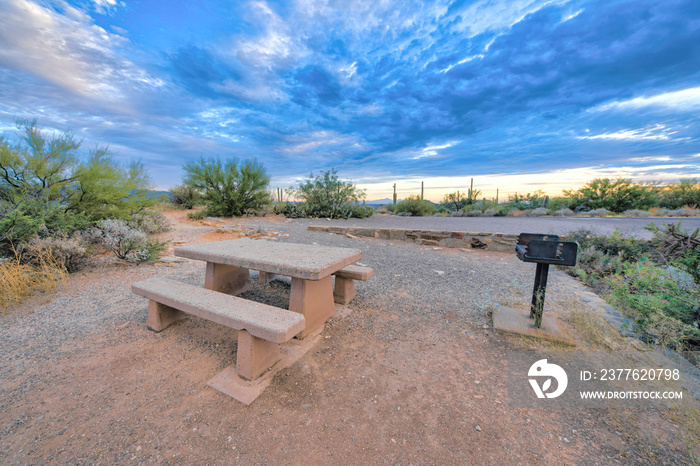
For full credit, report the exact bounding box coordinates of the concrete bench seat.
[332,265,374,305]
[132,278,305,380]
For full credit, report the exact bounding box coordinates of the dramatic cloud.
[1,0,699,198]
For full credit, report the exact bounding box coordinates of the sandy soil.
[0,210,697,465]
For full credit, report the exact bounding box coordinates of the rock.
[475,425,481,431]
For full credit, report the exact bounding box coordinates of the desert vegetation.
[0,119,169,310]
[405,177,700,218]
[274,169,373,219]
[563,224,700,350]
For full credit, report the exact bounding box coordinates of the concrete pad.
[208,329,323,405]
[492,306,575,346]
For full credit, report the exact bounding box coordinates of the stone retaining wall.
[308,225,518,253]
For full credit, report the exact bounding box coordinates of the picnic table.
[174,238,363,338]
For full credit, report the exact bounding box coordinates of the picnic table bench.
[132,278,305,380]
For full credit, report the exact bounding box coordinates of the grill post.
[530,263,550,328]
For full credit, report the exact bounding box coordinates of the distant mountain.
[365,198,399,206]
[147,190,173,200]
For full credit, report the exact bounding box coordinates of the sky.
[1,0,699,202]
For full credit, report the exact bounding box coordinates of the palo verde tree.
[182,156,271,217]
[0,119,155,250]
[291,169,366,219]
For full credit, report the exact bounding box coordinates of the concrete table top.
[175,238,363,280]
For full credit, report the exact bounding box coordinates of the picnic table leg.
[257,271,277,284]
[333,276,355,305]
[147,300,185,332]
[236,330,281,380]
[289,275,335,339]
[204,262,252,295]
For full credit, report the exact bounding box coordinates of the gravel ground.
[0,213,697,464]
[286,214,700,240]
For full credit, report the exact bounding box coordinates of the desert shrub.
[669,207,698,217]
[553,208,574,217]
[169,184,201,209]
[547,197,570,211]
[563,178,659,213]
[530,207,549,217]
[568,229,652,262]
[275,201,373,219]
[183,157,271,217]
[288,169,367,219]
[506,190,548,210]
[661,179,700,208]
[0,193,90,253]
[482,208,498,217]
[187,210,207,220]
[19,234,87,272]
[648,222,700,285]
[588,208,610,217]
[0,247,68,312]
[128,210,171,234]
[465,210,482,217]
[652,208,671,217]
[96,219,165,263]
[393,195,437,216]
[564,227,699,348]
[608,263,699,347]
[624,209,650,217]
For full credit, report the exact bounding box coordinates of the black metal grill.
[515,233,578,328]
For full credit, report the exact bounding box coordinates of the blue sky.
[1,0,699,201]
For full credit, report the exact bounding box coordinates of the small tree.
[291,169,366,219]
[441,192,467,212]
[182,156,271,217]
[0,119,155,251]
[661,179,700,208]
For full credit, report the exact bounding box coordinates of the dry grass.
[0,246,68,313]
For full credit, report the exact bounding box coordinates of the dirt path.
[0,211,696,464]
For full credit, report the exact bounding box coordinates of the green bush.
[183,157,271,217]
[608,263,699,347]
[275,201,373,219]
[0,118,155,251]
[289,169,367,219]
[661,178,700,208]
[187,210,207,220]
[564,228,652,263]
[563,227,699,348]
[393,195,437,216]
[0,194,90,253]
[563,178,659,213]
